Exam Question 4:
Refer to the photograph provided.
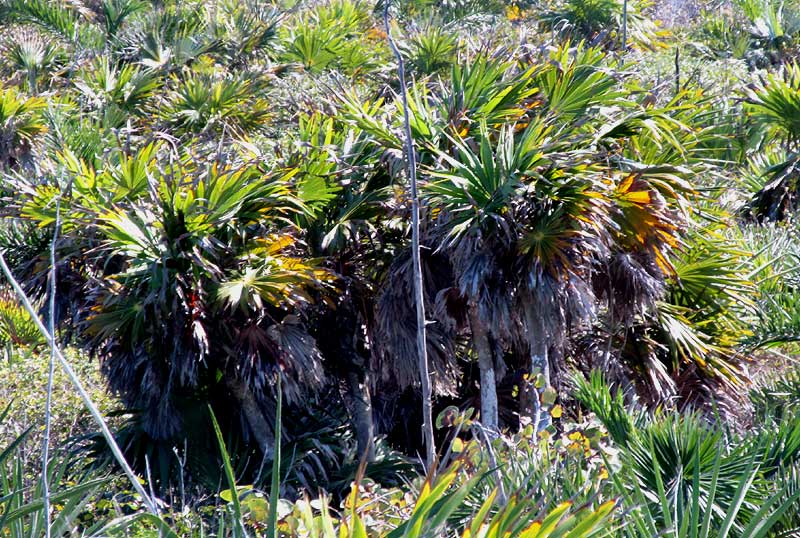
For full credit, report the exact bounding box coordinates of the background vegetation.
[1,0,800,535]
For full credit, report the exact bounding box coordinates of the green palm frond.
[405,25,459,75]
[2,31,65,93]
[0,0,101,46]
[73,56,160,126]
[211,0,279,67]
[100,0,145,38]
[425,122,551,250]
[744,62,800,148]
[163,74,269,136]
[442,53,538,136]
[0,86,47,168]
[532,43,622,124]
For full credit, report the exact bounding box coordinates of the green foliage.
[0,86,47,168]
[577,370,800,537]
[0,0,100,45]
[74,56,160,128]
[162,74,270,135]
[100,0,146,38]
[278,0,386,75]
[0,3,800,537]
[2,31,66,94]
[735,0,800,49]
[745,61,800,147]
[572,370,639,445]
[404,26,459,75]
[0,290,44,352]
[541,0,666,49]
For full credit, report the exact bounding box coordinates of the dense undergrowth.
[1,0,800,535]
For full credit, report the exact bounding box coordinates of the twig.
[383,1,435,470]
[0,252,159,515]
[473,423,507,505]
[172,439,187,510]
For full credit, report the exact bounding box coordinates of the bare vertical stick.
[0,252,159,515]
[383,1,435,470]
[41,195,61,538]
[622,0,628,51]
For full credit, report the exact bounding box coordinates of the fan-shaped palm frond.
[73,56,160,128]
[162,74,269,136]
[531,43,622,123]
[211,0,279,68]
[0,86,47,169]
[0,0,99,45]
[744,62,800,148]
[2,30,65,94]
[404,25,459,75]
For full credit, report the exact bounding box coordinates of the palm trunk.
[345,369,376,462]
[469,306,499,434]
[530,342,551,432]
[226,377,274,458]
[522,312,551,432]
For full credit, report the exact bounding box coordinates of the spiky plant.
[404,25,459,75]
[13,142,333,458]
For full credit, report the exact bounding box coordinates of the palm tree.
[288,111,397,461]
[15,142,331,455]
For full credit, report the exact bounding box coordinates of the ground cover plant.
[1,0,800,535]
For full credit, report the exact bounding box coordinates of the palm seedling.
[0,0,102,47]
[735,0,800,52]
[277,0,373,73]
[114,4,216,71]
[404,25,459,75]
[578,371,800,537]
[99,0,146,39]
[210,0,280,69]
[542,0,665,50]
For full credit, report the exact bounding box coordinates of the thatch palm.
[18,143,330,454]
[425,120,609,431]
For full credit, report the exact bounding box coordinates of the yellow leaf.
[520,521,542,538]
[623,190,651,204]
[550,405,563,418]
[618,174,635,193]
